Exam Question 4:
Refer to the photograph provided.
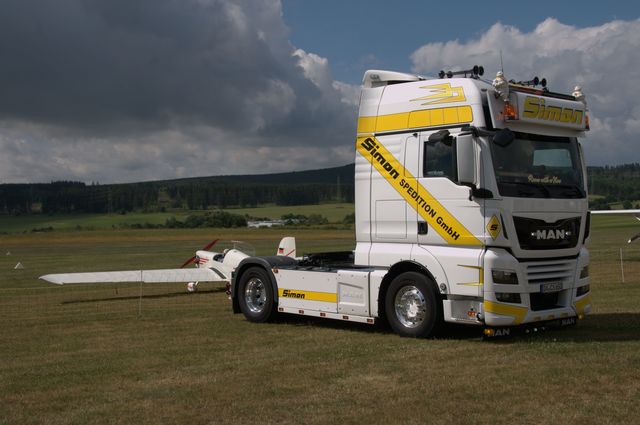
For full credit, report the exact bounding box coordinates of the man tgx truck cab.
[231,66,591,338]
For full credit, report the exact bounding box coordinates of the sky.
[0,0,639,183]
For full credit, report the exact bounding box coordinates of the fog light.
[495,292,522,304]
[576,285,590,297]
[492,269,519,285]
[580,266,589,279]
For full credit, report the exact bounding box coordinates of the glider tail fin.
[277,237,296,258]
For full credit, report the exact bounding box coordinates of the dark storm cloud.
[0,0,355,142]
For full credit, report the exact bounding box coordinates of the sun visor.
[487,89,588,137]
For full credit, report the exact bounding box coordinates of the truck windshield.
[490,133,585,199]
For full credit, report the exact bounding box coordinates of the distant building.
[247,220,285,228]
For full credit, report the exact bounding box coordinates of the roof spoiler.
[362,70,423,88]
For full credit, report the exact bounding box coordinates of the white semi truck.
[231,66,591,337]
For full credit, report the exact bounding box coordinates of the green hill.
[0,164,355,214]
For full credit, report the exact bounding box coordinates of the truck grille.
[525,260,575,285]
[525,260,574,311]
[514,216,580,250]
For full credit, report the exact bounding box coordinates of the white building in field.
[247,220,285,228]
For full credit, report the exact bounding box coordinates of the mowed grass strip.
[0,219,639,424]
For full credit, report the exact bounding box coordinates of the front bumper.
[481,247,591,327]
[483,315,581,339]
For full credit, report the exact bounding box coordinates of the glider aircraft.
[590,209,640,244]
[39,237,297,293]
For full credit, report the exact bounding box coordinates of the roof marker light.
[503,103,518,121]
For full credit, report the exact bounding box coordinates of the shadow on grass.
[270,313,484,340]
[271,312,390,336]
[480,312,640,344]
[549,313,640,343]
[270,312,640,343]
[61,286,227,304]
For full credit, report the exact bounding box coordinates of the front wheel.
[385,272,441,337]
[238,267,275,323]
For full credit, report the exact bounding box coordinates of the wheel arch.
[377,260,440,321]
[231,256,296,313]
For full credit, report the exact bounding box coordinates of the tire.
[238,267,276,323]
[385,271,441,338]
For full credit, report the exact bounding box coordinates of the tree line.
[1,163,638,215]
[0,181,353,214]
[587,163,640,209]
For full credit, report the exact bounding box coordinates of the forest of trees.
[0,165,355,214]
[586,164,640,209]
[1,163,638,215]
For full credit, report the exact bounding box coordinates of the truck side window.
[423,138,457,181]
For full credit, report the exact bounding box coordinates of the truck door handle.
[418,222,428,235]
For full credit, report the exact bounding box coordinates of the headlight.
[579,266,589,279]
[492,269,519,285]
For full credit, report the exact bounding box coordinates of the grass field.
[223,202,354,223]
[1,216,639,424]
[0,203,355,234]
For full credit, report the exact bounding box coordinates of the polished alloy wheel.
[244,277,266,313]
[394,285,427,328]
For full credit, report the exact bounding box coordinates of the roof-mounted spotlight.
[516,76,547,88]
[438,65,484,79]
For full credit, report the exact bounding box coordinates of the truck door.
[414,130,485,296]
[365,133,419,266]
[369,133,418,243]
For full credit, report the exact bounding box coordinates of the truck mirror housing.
[493,128,515,147]
[456,133,475,186]
[428,129,451,144]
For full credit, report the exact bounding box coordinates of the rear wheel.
[238,267,275,322]
[385,272,441,337]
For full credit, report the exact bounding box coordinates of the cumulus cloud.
[293,48,360,106]
[410,18,640,166]
[3,7,637,184]
[0,0,358,183]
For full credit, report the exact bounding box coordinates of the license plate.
[540,281,562,293]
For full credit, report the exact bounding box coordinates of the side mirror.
[493,128,515,147]
[456,133,475,186]
[428,129,450,144]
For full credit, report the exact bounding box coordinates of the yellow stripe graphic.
[357,136,481,246]
[357,105,473,134]
[278,288,337,303]
[411,83,466,105]
[484,300,528,325]
[457,265,484,286]
[575,294,591,315]
[357,116,377,134]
